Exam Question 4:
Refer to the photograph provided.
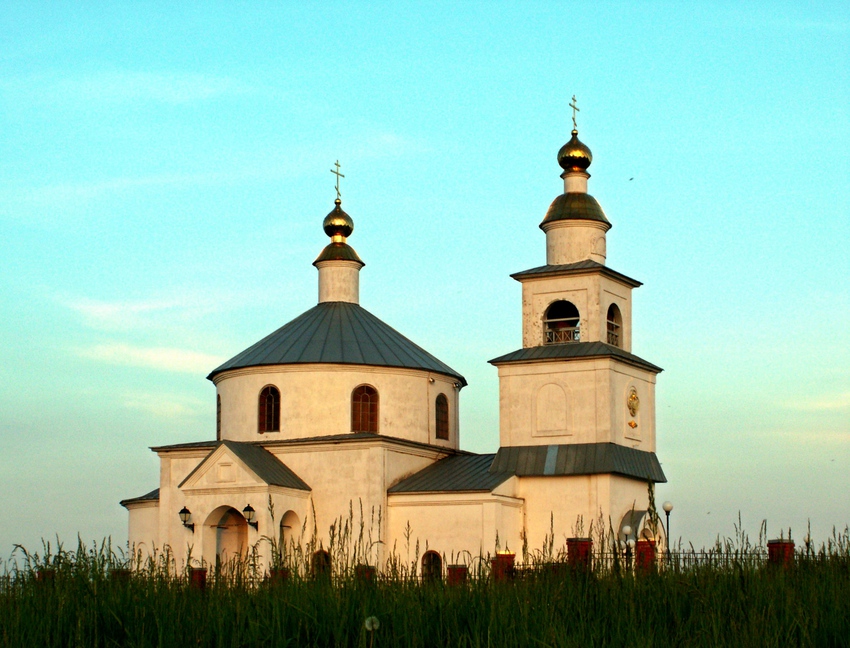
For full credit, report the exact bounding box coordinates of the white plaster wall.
[130,442,660,571]
[600,277,633,352]
[126,501,159,558]
[263,441,446,565]
[215,364,459,448]
[155,451,210,558]
[520,273,634,350]
[140,438,451,570]
[516,474,652,552]
[543,220,608,265]
[387,492,524,562]
[563,172,588,193]
[316,260,361,304]
[496,357,657,448]
[610,366,657,450]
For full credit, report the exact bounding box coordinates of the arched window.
[216,395,222,441]
[258,386,280,433]
[544,300,580,344]
[607,304,623,348]
[351,385,379,433]
[422,550,443,581]
[280,510,300,550]
[435,394,449,440]
[311,549,331,578]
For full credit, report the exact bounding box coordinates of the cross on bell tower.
[569,95,580,131]
[330,160,345,200]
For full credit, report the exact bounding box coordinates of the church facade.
[121,125,666,572]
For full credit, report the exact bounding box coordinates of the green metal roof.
[389,442,666,493]
[490,443,666,483]
[540,192,611,229]
[388,453,511,494]
[150,433,462,456]
[208,301,467,385]
[511,260,641,288]
[119,488,160,509]
[488,341,662,374]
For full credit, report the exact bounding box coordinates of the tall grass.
[2,524,850,647]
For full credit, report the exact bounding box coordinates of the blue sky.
[1,1,848,557]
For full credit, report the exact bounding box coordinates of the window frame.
[351,384,379,433]
[606,303,623,348]
[258,385,281,434]
[216,394,222,441]
[435,393,449,440]
[543,300,581,344]
[422,550,443,581]
[311,549,331,577]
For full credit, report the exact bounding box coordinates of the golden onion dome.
[558,129,592,171]
[322,198,354,238]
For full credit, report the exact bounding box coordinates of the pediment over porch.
[179,440,311,493]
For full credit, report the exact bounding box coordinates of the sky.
[1,1,848,559]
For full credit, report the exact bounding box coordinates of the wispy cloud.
[77,343,224,374]
[778,429,850,446]
[10,170,231,209]
[785,392,850,413]
[122,391,208,418]
[63,295,227,332]
[1,70,248,105]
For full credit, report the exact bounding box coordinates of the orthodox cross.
[569,95,580,130]
[330,160,345,200]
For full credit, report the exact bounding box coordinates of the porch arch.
[203,506,248,567]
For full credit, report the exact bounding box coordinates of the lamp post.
[243,504,259,530]
[178,506,194,532]
[622,525,633,571]
[662,501,673,561]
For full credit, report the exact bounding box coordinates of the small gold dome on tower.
[558,130,593,171]
[323,198,354,238]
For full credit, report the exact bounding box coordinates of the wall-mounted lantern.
[178,506,195,532]
[243,504,258,530]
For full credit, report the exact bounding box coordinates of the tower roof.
[314,241,364,265]
[540,192,611,228]
[510,259,641,287]
[208,301,467,385]
[488,341,662,374]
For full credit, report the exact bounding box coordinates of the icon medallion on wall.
[627,387,640,424]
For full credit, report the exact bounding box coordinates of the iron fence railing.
[545,327,580,344]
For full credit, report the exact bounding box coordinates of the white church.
[121,122,666,573]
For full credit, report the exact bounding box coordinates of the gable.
[179,441,310,492]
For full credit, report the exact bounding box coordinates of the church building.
[121,122,666,573]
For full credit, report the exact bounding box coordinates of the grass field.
[2,527,849,647]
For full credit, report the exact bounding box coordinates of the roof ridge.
[355,305,412,367]
[339,302,366,364]
[314,301,337,362]
[274,306,324,362]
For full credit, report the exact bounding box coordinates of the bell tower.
[490,105,666,514]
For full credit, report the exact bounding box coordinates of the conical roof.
[208,301,466,385]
